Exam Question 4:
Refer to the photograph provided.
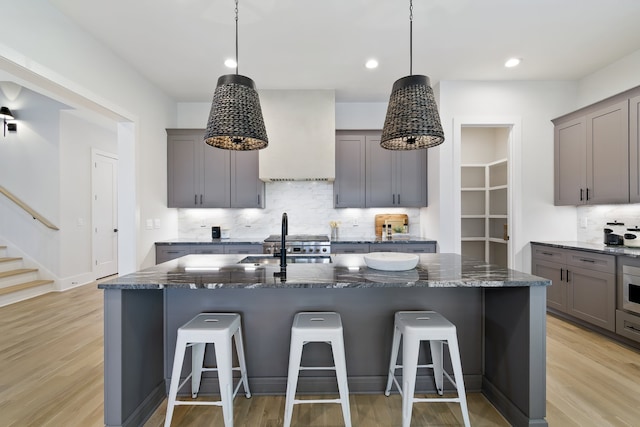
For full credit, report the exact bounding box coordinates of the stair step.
[0,280,54,296]
[0,268,37,279]
[0,257,22,263]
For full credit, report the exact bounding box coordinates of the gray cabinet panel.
[395,150,427,207]
[156,245,192,264]
[224,244,262,254]
[193,246,224,255]
[369,243,436,253]
[334,134,366,208]
[586,100,629,204]
[532,258,565,312]
[331,243,369,254]
[366,136,394,207]
[231,151,265,208]
[567,268,616,331]
[630,95,640,203]
[167,132,200,208]
[201,144,230,207]
[554,117,586,205]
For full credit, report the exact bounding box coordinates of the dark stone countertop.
[531,241,640,258]
[333,237,437,244]
[98,253,549,290]
[155,238,265,245]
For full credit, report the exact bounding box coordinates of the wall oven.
[623,265,640,315]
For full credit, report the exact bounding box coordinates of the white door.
[92,150,118,279]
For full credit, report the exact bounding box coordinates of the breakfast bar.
[99,253,549,427]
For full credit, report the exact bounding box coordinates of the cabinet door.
[192,246,225,254]
[231,151,264,208]
[156,245,191,264]
[334,134,366,208]
[630,95,640,203]
[201,145,230,207]
[395,150,427,207]
[532,258,566,312]
[586,100,629,204]
[167,132,199,208]
[554,117,586,205]
[331,243,369,254]
[366,136,394,207]
[224,244,262,254]
[566,268,616,331]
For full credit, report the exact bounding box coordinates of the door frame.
[91,148,119,279]
[453,116,522,269]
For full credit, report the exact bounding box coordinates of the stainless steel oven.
[623,265,640,315]
[263,234,331,256]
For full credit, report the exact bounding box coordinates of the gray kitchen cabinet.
[369,243,436,253]
[224,244,262,254]
[192,246,224,255]
[167,129,264,208]
[334,133,366,208]
[331,243,370,254]
[365,137,427,207]
[532,244,616,331]
[553,99,629,205]
[156,245,192,264]
[630,95,640,203]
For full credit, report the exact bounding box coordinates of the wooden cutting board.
[375,214,409,237]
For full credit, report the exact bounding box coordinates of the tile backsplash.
[178,181,421,240]
[577,204,640,244]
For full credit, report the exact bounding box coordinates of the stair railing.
[0,185,59,231]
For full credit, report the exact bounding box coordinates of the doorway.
[460,127,511,267]
[92,149,118,279]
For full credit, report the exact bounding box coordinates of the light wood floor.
[1,283,639,426]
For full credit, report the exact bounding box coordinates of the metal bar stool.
[384,311,471,427]
[284,312,352,427]
[164,313,251,427]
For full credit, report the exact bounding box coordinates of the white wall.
[1,0,178,273]
[433,80,580,272]
[59,110,117,287]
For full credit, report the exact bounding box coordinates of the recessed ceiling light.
[505,58,521,68]
[365,59,379,69]
[224,59,237,68]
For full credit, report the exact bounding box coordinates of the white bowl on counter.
[363,252,419,271]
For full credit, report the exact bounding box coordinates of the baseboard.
[482,378,548,427]
[106,382,165,427]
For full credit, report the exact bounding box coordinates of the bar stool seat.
[164,313,250,427]
[384,311,471,427]
[284,312,352,427]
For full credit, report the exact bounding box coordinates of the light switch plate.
[145,219,153,229]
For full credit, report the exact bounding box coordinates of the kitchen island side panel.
[164,287,484,394]
[483,286,547,427]
[104,289,165,427]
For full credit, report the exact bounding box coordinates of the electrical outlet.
[154,218,161,229]
[352,218,359,226]
[580,218,588,229]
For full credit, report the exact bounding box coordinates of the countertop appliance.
[624,226,640,248]
[211,226,221,239]
[604,221,625,246]
[623,265,640,315]
[263,234,331,255]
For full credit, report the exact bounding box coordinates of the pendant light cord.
[409,0,413,76]
[235,0,239,75]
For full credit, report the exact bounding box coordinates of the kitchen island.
[100,253,549,427]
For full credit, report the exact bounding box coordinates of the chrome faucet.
[274,212,288,281]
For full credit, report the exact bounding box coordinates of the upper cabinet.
[167,129,264,208]
[553,92,632,206]
[334,131,427,208]
[631,95,640,203]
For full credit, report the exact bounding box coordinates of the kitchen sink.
[239,255,332,265]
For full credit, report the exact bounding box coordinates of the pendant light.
[381,0,444,150]
[204,0,268,150]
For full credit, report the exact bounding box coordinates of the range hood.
[259,90,335,181]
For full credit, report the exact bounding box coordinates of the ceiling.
[48,0,640,103]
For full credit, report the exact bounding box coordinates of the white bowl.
[363,252,419,271]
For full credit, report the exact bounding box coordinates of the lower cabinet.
[532,244,616,331]
[155,243,262,264]
[332,242,436,254]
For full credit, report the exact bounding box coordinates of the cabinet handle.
[200,194,203,204]
[580,189,584,201]
[398,194,401,205]
[194,194,198,205]
[257,194,261,206]
[627,324,640,333]
[566,270,571,282]
[579,258,595,263]
[586,188,590,200]
[560,268,563,281]
[393,194,396,204]
[336,194,339,205]
[542,251,554,256]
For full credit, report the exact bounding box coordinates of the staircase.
[0,245,54,307]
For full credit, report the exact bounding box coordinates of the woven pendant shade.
[204,74,268,151]
[381,75,444,150]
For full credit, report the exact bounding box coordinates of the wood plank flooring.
[0,283,639,426]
